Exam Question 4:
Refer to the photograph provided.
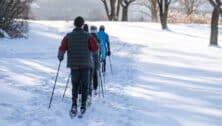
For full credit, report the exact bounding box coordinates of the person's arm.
[89,35,99,52]
[58,36,68,61]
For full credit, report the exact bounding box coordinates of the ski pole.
[103,71,106,92]
[98,70,101,98]
[99,69,104,98]
[101,76,104,98]
[108,56,113,74]
[102,60,106,84]
[62,73,71,100]
[48,61,61,109]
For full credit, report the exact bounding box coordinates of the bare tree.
[100,0,122,21]
[21,0,33,19]
[0,0,31,38]
[150,0,158,22]
[120,0,136,21]
[138,0,158,22]
[157,0,172,30]
[179,0,204,16]
[208,0,221,46]
[116,0,122,19]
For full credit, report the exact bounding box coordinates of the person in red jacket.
[58,16,99,117]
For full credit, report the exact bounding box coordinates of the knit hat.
[74,16,84,28]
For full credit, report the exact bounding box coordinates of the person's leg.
[104,58,106,73]
[77,81,82,106]
[78,82,82,95]
[80,68,90,110]
[88,68,93,97]
[102,60,105,73]
[93,68,98,91]
[71,69,80,108]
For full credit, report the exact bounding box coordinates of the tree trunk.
[108,15,112,20]
[163,1,169,29]
[122,5,128,21]
[102,0,112,21]
[157,0,171,30]
[186,8,193,16]
[110,0,115,20]
[210,7,220,46]
[101,0,119,21]
[159,13,167,29]
[116,0,121,20]
[151,0,158,22]
[158,8,167,29]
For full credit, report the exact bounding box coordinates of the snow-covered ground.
[0,21,222,126]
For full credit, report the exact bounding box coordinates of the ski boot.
[69,105,77,118]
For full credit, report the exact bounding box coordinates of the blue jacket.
[97,31,110,60]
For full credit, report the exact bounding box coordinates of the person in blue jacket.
[97,25,111,73]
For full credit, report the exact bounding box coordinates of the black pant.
[102,59,106,73]
[93,68,99,90]
[78,67,98,97]
[88,68,93,96]
[88,66,99,96]
[71,68,89,107]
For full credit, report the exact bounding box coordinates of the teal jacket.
[97,31,110,60]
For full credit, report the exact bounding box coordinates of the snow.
[31,2,40,9]
[0,29,10,38]
[0,21,222,126]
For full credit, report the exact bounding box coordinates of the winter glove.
[58,50,65,61]
[107,51,111,56]
[58,55,63,61]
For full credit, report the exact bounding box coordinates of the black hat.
[90,25,97,31]
[99,25,105,31]
[90,26,97,33]
[74,16,84,28]
[83,24,89,32]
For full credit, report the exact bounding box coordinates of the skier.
[97,25,111,73]
[58,17,99,117]
[90,26,100,95]
[82,24,98,104]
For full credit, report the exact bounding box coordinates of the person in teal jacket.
[97,25,111,73]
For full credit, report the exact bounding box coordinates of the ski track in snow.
[0,21,222,126]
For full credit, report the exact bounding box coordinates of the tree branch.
[208,0,217,7]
